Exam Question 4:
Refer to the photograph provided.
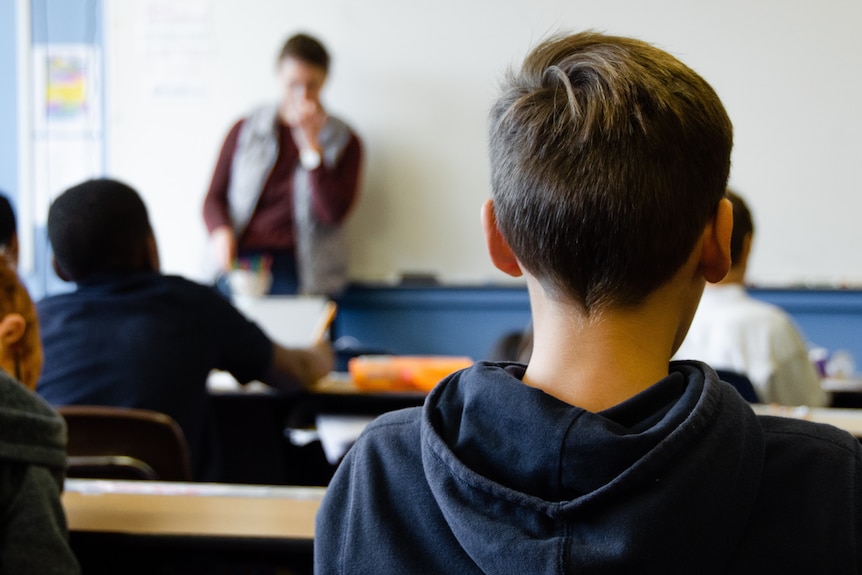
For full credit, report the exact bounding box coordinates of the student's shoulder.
[758,414,861,459]
[330,407,426,504]
[160,274,233,303]
[754,414,862,536]
[0,371,57,421]
[364,407,423,435]
[159,275,261,326]
[718,291,786,322]
[719,294,803,342]
[35,288,77,311]
[748,297,798,326]
[0,372,67,466]
[159,273,211,289]
[38,273,210,303]
[352,407,424,455]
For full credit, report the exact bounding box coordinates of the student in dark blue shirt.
[36,178,332,480]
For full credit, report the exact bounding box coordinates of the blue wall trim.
[334,284,532,360]
[751,288,862,365]
[332,284,862,367]
[752,289,862,314]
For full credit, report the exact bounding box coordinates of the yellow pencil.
[311,300,338,343]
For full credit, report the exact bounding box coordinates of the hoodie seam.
[557,411,587,500]
[762,424,859,454]
[424,421,570,517]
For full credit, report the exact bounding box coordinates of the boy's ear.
[0,313,26,347]
[699,197,733,283]
[51,255,71,282]
[481,199,523,278]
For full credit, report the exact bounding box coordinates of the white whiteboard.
[103,0,862,287]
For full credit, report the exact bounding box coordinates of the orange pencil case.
[348,355,474,392]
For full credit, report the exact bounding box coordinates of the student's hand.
[211,226,237,272]
[299,340,335,385]
[266,342,334,391]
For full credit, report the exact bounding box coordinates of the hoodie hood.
[420,361,764,573]
[0,370,67,471]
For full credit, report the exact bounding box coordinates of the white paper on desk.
[206,370,271,392]
[207,295,329,391]
[233,295,329,347]
[315,414,376,464]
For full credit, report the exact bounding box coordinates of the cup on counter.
[227,268,272,298]
[826,349,856,379]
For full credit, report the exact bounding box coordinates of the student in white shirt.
[674,190,827,407]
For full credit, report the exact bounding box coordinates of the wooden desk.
[821,377,862,409]
[209,370,428,400]
[208,373,426,485]
[822,377,862,394]
[752,405,862,438]
[307,371,431,413]
[63,479,323,539]
[64,479,324,574]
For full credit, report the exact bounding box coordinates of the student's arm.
[769,352,829,408]
[203,120,244,272]
[208,282,333,390]
[202,119,243,234]
[768,321,829,408]
[259,340,334,392]
[0,464,80,574]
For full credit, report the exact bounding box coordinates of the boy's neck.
[522,274,703,413]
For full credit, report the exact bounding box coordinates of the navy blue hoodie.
[316,361,862,574]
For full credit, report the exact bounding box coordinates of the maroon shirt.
[203,117,362,251]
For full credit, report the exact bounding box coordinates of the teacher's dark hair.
[279,33,330,73]
[48,178,153,281]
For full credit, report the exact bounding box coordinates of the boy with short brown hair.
[315,32,862,573]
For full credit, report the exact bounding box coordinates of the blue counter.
[332,284,862,366]
[333,284,531,361]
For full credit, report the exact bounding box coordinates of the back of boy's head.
[488,31,733,310]
[726,189,754,265]
[48,178,153,282]
[0,193,17,249]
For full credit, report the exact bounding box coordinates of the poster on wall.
[31,44,103,227]
[135,0,215,101]
[45,53,89,121]
[32,44,102,134]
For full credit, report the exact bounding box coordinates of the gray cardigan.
[0,371,79,574]
[227,104,353,296]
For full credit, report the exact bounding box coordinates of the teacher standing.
[203,33,362,296]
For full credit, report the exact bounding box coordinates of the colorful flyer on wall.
[32,44,101,134]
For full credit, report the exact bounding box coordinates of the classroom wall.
[0,1,18,199]
[8,0,105,297]
[97,0,862,288]
[6,1,862,373]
